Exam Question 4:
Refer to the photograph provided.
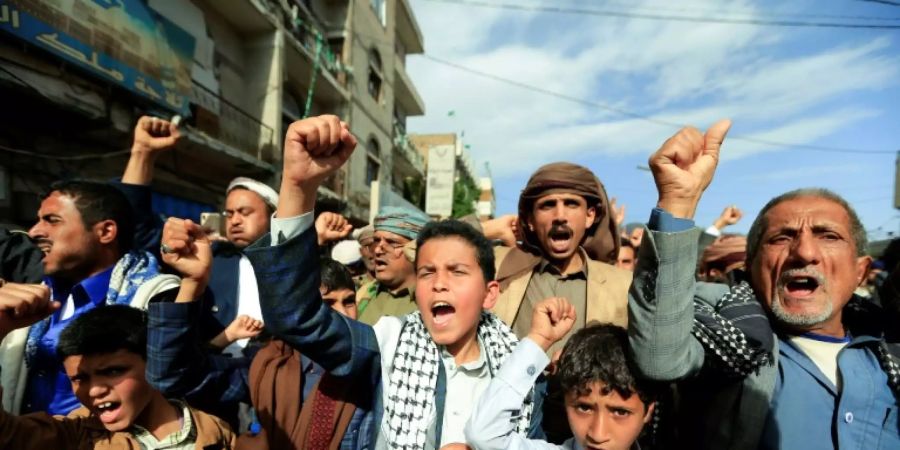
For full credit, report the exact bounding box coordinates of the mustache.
[777,268,826,286]
[34,238,52,247]
[548,224,573,238]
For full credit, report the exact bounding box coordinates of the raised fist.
[482,214,519,247]
[0,283,58,338]
[316,212,353,246]
[611,198,626,227]
[161,218,212,284]
[282,115,357,189]
[713,205,743,230]
[649,119,731,219]
[527,296,576,352]
[132,116,181,155]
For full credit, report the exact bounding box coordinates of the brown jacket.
[0,402,235,450]
[490,246,632,327]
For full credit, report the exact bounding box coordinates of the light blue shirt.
[762,334,900,449]
[464,338,580,450]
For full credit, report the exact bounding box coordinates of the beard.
[769,292,834,329]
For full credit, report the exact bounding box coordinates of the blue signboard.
[0,0,195,114]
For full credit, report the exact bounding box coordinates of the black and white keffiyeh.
[692,281,774,377]
[384,311,533,449]
[693,280,900,397]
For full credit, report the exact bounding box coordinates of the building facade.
[409,132,484,219]
[0,0,424,228]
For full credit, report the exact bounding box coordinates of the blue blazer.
[244,227,546,448]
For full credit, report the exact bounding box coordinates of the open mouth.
[431,301,456,326]
[35,240,51,255]
[548,227,573,252]
[783,275,820,297]
[373,258,388,271]
[94,401,122,424]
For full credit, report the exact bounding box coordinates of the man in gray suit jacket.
[629,119,899,449]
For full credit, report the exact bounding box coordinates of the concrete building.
[409,132,480,219]
[476,176,496,220]
[0,0,424,227]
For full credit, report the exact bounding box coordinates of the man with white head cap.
[224,177,278,248]
[200,176,279,357]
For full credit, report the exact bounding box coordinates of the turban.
[374,207,430,241]
[701,234,747,271]
[517,162,619,262]
[498,162,619,287]
[355,225,375,243]
[227,177,279,210]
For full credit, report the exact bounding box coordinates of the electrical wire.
[546,0,900,21]
[421,54,897,155]
[422,0,900,29]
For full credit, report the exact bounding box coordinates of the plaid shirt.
[147,299,255,406]
[147,227,376,449]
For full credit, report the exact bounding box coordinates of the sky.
[404,0,900,242]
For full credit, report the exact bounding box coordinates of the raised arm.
[628,120,732,381]
[116,116,182,254]
[465,297,575,450]
[243,116,379,379]
[144,218,251,403]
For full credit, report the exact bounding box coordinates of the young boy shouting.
[243,115,545,448]
[0,293,235,449]
[465,303,659,450]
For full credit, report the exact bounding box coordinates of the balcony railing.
[392,119,424,174]
[190,82,275,161]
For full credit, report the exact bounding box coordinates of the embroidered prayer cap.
[373,206,430,241]
[515,162,620,264]
[226,177,279,210]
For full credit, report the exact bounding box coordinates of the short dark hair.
[57,305,147,360]
[558,323,660,408]
[619,237,635,250]
[46,180,135,253]
[416,219,496,281]
[320,257,356,293]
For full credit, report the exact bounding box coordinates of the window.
[370,0,386,26]
[366,138,381,186]
[368,48,383,102]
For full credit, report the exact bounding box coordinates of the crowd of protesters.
[0,113,896,450]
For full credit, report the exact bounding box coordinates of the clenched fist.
[132,116,181,155]
[649,119,731,219]
[161,218,212,285]
[0,283,59,339]
[316,212,353,246]
[527,296,577,352]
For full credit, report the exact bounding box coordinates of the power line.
[549,0,900,21]
[422,0,900,29]
[421,54,897,155]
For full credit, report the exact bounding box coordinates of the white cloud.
[406,0,899,179]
